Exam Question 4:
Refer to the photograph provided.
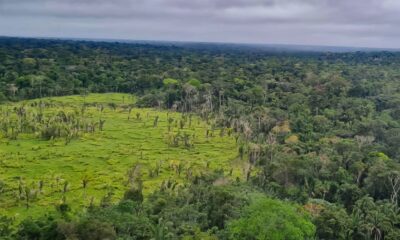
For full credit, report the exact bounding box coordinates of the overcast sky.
[0,0,399,48]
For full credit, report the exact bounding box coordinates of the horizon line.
[1,34,399,52]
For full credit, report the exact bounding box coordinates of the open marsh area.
[0,93,238,219]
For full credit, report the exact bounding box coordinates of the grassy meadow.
[0,93,239,219]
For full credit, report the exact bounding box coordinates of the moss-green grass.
[0,93,239,220]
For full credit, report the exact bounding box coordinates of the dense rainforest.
[1,37,400,239]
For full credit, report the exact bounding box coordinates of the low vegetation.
[0,93,237,218]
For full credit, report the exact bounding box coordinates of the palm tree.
[128,107,132,120]
[63,181,69,194]
[7,84,18,97]
[167,117,174,132]
[153,116,159,127]
[151,218,172,240]
[82,175,90,198]
[24,186,31,209]
[38,180,44,194]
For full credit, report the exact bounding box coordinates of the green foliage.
[163,78,179,87]
[0,215,14,239]
[313,204,351,240]
[350,197,400,239]
[227,196,315,240]
[16,216,60,240]
[123,187,144,203]
[2,37,400,239]
[147,173,248,237]
[187,78,202,89]
[77,219,117,240]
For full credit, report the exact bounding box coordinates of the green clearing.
[0,93,238,219]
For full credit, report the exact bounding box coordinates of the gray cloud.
[0,0,399,48]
